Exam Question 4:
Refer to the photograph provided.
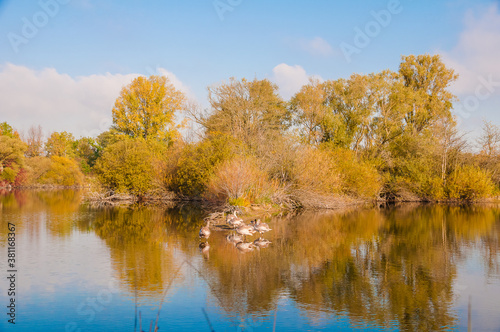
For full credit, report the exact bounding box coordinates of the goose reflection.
[226,233,244,245]
[199,241,210,257]
[253,237,271,248]
[235,241,255,252]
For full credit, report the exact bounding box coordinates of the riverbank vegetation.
[2,54,499,206]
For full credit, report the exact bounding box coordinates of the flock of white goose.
[199,211,272,253]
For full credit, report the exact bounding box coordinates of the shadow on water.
[1,190,499,330]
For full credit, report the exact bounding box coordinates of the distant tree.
[45,131,76,158]
[74,137,99,173]
[476,120,500,186]
[0,122,19,138]
[290,78,328,145]
[321,74,376,150]
[23,125,44,157]
[111,75,185,143]
[478,120,500,157]
[96,130,125,151]
[398,54,458,134]
[203,78,290,151]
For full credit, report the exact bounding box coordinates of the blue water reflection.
[0,190,499,331]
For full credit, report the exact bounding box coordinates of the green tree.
[94,138,156,195]
[111,75,185,143]
[0,122,18,138]
[74,137,99,173]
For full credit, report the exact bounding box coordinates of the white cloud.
[298,36,335,57]
[441,4,500,96]
[271,63,323,100]
[439,3,500,136]
[156,67,196,101]
[0,63,192,138]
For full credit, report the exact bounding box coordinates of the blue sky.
[0,0,499,141]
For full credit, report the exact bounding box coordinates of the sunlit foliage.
[94,138,158,195]
[0,126,27,185]
[446,165,495,200]
[45,131,76,158]
[111,75,185,143]
[170,134,237,196]
[39,156,85,186]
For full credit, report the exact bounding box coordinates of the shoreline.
[2,187,500,216]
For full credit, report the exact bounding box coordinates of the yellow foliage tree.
[445,165,495,201]
[45,131,76,158]
[40,156,84,186]
[0,134,27,185]
[112,75,185,144]
[94,139,156,195]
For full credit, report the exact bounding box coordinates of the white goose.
[199,220,211,239]
[235,223,256,238]
[227,211,243,228]
[251,219,272,234]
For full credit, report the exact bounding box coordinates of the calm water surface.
[0,190,499,331]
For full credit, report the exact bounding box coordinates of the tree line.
[1,54,499,205]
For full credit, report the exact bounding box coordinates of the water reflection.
[1,191,499,331]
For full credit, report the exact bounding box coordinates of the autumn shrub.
[290,146,381,201]
[1,165,18,183]
[422,176,446,200]
[39,156,84,186]
[205,156,281,204]
[331,148,382,198]
[24,156,52,185]
[170,134,237,196]
[445,165,495,200]
[291,147,342,195]
[94,139,155,195]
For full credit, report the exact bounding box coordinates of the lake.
[0,190,499,331]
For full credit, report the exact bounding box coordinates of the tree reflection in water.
[1,190,499,330]
[88,203,499,330]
